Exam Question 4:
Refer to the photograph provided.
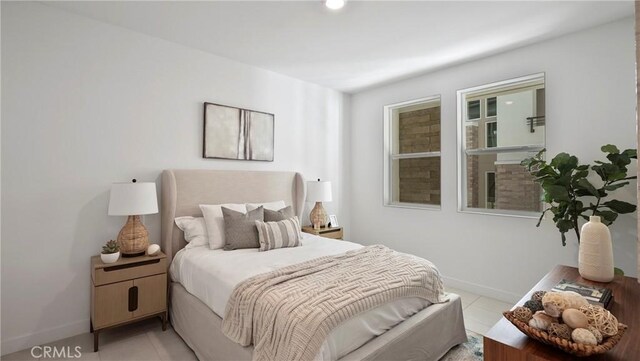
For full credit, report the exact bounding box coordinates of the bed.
[161,169,467,361]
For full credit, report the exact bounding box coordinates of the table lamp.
[108,179,158,256]
[306,179,332,229]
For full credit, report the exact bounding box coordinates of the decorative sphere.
[147,244,161,256]
[572,328,598,345]
[513,306,533,323]
[524,299,544,313]
[548,323,572,340]
[531,290,547,301]
[562,308,589,329]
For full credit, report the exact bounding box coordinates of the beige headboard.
[161,169,305,263]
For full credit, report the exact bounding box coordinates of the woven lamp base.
[310,202,328,230]
[117,215,150,256]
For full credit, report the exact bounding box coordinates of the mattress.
[169,234,433,361]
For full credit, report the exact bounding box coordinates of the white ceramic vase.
[100,251,120,264]
[578,216,614,282]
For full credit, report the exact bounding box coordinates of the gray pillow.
[264,206,295,222]
[222,206,264,250]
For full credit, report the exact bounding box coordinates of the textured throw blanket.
[222,245,447,361]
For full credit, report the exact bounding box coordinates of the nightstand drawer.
[320,228,343,239]
[93,257,167,286]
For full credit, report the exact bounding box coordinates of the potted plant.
[521,144,637,246]
[101,240,120,264]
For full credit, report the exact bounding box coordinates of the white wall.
[349,18,637,302]
[0,2,349,354]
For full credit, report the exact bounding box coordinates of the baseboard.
[1,318,89,356]
[442,275,521,304]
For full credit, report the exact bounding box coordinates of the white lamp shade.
[108,182,158,216]
[306,181,332,202]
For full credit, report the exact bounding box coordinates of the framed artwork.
[328,214,339,227]
[203,102,274,161]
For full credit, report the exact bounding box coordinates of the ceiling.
[47,1,633,93]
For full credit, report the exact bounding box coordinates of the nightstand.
[90,251,168,352]
[301,225,343,240]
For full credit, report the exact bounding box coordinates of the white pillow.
[246,200,286,212]
[199,203,247,249]
[174,217,208,249]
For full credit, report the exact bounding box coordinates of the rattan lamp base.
[117,215,150,256]
[309,202,328,230]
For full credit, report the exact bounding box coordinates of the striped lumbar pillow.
[255,216,302,251]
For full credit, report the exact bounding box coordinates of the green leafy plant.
[521,145,637,246]
[102,240,120,254]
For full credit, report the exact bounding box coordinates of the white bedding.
[169,234,432,361]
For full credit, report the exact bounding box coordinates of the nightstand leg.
[161,312,167,331]
[93,331,99,352]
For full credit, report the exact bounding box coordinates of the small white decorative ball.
[572,328,598,345]
[147,244,161,256]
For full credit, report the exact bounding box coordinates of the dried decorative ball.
[548,323,572,340]
[513,306,533,323]
[524,299,544,313]
[562,308,589,329]
[580,305,619,337]
[531,290,547,301]
[562,291,589,309]
[528,311,557,331]
[542,292,567,317]
[588,326,603,344]
[572,328,598,345]
[542,291,583,317]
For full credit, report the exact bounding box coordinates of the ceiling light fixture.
[325,0,345,10]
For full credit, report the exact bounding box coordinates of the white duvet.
[170,234,431,360]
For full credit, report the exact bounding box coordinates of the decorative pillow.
[255,216,302,252]
[199,203,247,249]
[264,206,295,222]
[222,206,264,250]
[246,200,286,212]
[174,216,208,249]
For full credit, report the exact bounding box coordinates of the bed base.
[170,282,467,361]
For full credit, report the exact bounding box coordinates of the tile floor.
[2,287,512,360]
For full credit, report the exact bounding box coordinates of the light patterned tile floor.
[446,286,514,336]
[2,288,509,360]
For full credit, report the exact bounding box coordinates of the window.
[457,73,545,216]
[486,121,497,148]
[485,171,496,209]
[467,100,481,121]
[384,96,441,209]
[486,97,497,117]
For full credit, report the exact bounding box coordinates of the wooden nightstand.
[484,265,640,360]
[90,252,168,351]
[301,226,343,240]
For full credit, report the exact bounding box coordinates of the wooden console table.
[484,265,639,360]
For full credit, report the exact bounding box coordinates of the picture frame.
[328,214,339,227]
[203,102,274,161]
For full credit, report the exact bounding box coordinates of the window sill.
[385,202,441,211]
[458,207,540,219]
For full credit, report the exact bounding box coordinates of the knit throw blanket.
[222,245,447,361]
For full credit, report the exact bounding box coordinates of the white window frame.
[383,95,441,210]
[456,73,545,218]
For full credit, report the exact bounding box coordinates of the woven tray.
[503,311,627,357]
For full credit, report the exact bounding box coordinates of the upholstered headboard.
[161,169,305,263]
